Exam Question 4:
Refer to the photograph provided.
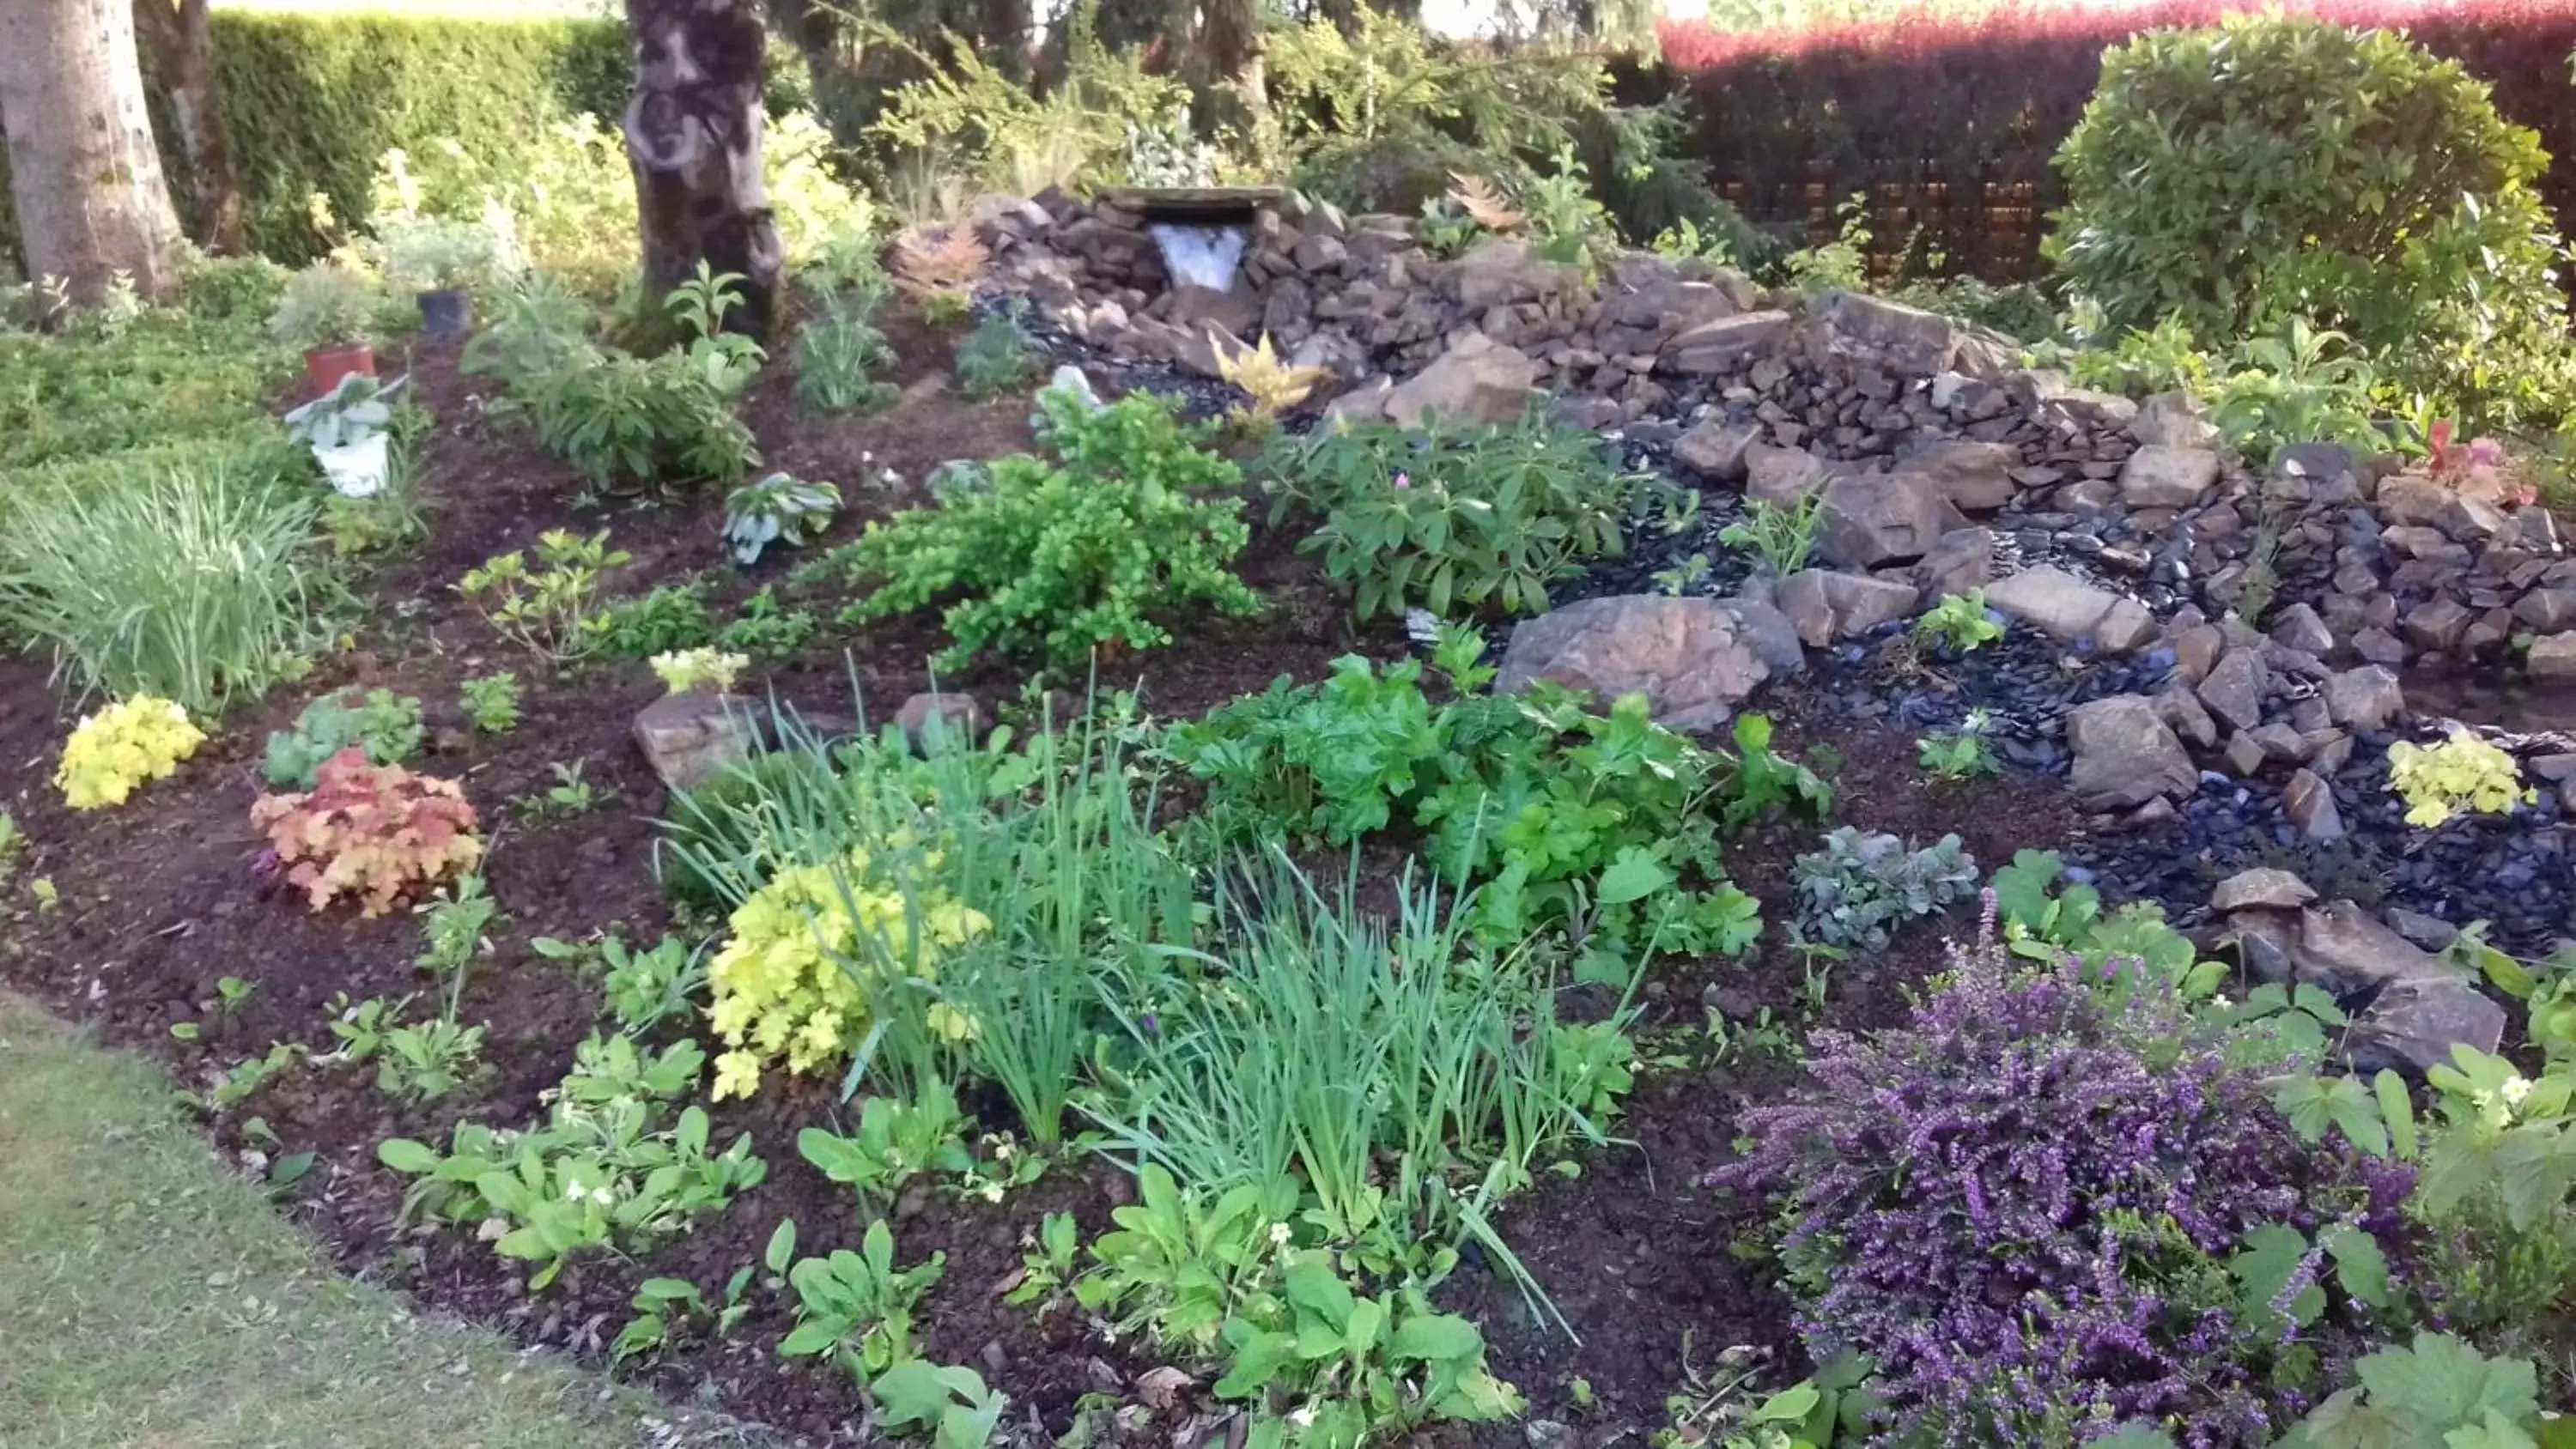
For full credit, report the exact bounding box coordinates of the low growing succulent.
[1790,827,1978,951]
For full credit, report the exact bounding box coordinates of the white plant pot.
[313,432,390,499]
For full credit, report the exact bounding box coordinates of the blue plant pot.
[416,288,472,340]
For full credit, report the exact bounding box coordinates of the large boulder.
[1378,333,1540,429]
[1662,311,1794,374]
[1814,472,1959,567]
[2532,632,2576,680]
[1672,419,1762,482]
[2066,694,2198,809]
[1899,439,2019,513]
[634,692,758,793]
[1775,569,1918,646]
[1495,595,1773,732]
[1445,237,1583,310]
[1805,289,2017,377]
[2231,901,2507,1075]
[1983,565,2158,652]
[1744,444,1838,506]
[2118,445,2221,509]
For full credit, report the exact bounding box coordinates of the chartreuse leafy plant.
[813,388,1258,672]
[1714,940,2401,1445]
[1261,411,1671,619]
[2388,729,2534,828]
[1913,591,2002,653]
[250,749,483,917]
[264,688,423,789]
[379,1033,762,1291]
[649,647,747,696]
[582,582,714,658]
[56,696,205,809]
[2050,12,2576,431]
[700,844,991,1103]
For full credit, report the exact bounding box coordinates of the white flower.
[590,1184,617,1207]
[564,1178,588,1202]
[1267,1222,1291,1247]
[2501,1075,2534,1106]
[1288,1404,1315,1430]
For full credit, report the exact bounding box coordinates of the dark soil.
[0,308,2085,1447]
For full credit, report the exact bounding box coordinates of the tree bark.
[623,0,781,336]
[132,0,241,253]
[0,0,183,301]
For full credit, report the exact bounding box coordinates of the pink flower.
[2469,438,2505,468]
[1393,471,1411,490]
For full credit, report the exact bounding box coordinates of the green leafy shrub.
[1167,631,1826,961]
[265,688,425,788]
[583,585,716,659]
[812,389,1258,671]
[1261,413,1669,620]
[455,529,630,660]
[501,267,761,488]
[2050,14,2576,430]
[0,463,334,716]
[1790,827,1978,951]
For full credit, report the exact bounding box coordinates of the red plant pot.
[302,342,376,396]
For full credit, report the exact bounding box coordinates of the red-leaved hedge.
[1655,0,2576,281]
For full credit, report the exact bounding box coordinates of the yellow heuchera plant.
[651,647,747,695]
[56,696,206,809]
[705,846,990,1100]
[2387,728,2534,828]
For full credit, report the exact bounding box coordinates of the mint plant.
[1790,827,1978,951]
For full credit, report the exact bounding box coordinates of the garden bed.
[3,286,2572,1448]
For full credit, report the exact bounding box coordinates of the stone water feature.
[960,186,2576,1071]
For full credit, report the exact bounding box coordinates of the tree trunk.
[132,0,241,253]
[0,0,183,302]
[623,0,781,336]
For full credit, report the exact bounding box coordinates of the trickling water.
[1148,223,1248,290]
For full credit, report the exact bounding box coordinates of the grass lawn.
[0,989,756,1449]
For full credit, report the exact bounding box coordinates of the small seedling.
[1917,709,2002,780]
[1652,553,1711,597]
[1717,496,1820,577]
[1915,591,2005,653]
[518,761,600,819]
[0,810,24,875]
[459,672,521,732]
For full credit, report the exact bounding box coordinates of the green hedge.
[3,13,628,274]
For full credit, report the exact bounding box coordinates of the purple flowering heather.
[1711,945,2397,1447]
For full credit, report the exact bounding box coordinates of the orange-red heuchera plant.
[249,748,483,917]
